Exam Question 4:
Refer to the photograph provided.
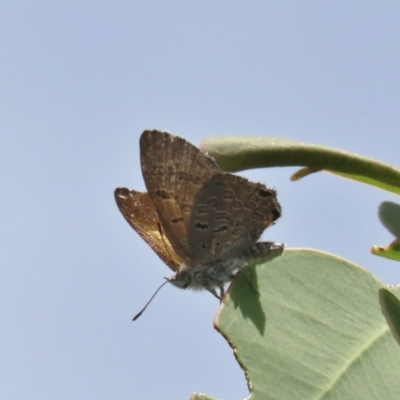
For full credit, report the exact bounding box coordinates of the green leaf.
[378,201,400,238]
[371,239,400,261]
[206,249,400,400]
[379,288,400,347]
[200,137,400,195]
[372,201,400,261]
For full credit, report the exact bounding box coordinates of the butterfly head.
[167,268,193,289]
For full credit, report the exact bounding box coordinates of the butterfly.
[115,130,283,318]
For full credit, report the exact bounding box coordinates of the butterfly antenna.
[132,280,169,321]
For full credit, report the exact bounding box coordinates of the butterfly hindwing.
[187,174,281,263]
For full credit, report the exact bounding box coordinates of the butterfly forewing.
[187,174,281,262]
[114,187,181,271]
[140,130,221,265]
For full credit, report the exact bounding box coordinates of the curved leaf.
[379,288,400,347]
[208,249,400,400]
[372,201,400,261]
[200,137,400,195]
[378,201,400,238]
[371,240,400,261]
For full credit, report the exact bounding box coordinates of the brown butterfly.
[115,130,283,319]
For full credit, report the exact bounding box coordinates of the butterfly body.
[169,241,284,298]
[115,130,284,299]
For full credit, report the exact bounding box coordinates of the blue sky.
[1,2,400,399]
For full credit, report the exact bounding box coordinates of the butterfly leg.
[211,283,226,302]
[212,281,230,302]
[207,287,221,300]
[218,285,226,301]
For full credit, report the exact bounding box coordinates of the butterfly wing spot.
[196,204,208,215]
[223,189,233,200]
[244,200,257,211]
[195,221,210,231]
[148,164,174,176]
[209,197,218,209]
[171,217,184,224]
[213,225,228,234]
[215,211,229,221]
[176,170,203,185]
[175,170,190,182]
[155,189,172,199]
